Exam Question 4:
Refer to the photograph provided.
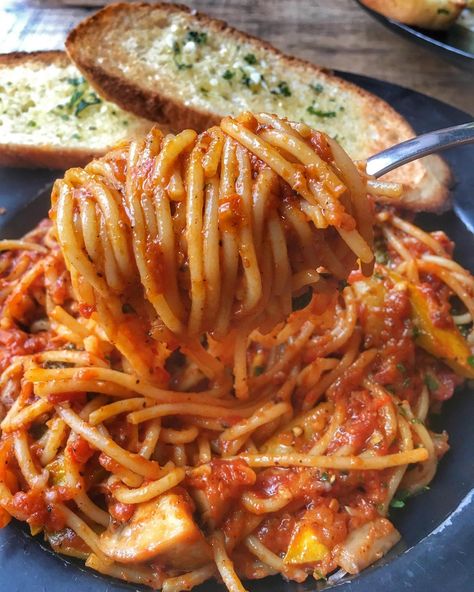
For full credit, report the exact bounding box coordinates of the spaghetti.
[0,113,472,591]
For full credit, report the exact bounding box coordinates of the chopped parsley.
[185,30,207,44]
[292,287,312,311]
[467,355,474,368]
[437,8,450,14]
[222,69,234,80]
[121,303,135,314]
[424,373,439,392]
[310,83,324,94]
[390,498,405,509]
[320,472,330,482]
[74,94,101,116]
[67,76,85,86]
[27,120,37,127]
[244,53,257,65]
[412,325,421,339]
[240,69,252,87]
[200,87,209,95]
[307,106,337,118]
[271,81,291,97]
[172,41,192,70]
[254,365,265,376]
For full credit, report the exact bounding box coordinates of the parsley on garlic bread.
[66,2,451,212]
[0,51,152,168]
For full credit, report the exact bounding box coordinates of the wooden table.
[2,0,474,115]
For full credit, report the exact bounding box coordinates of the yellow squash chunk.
[407,282,474,379]
[284,523,329,565]
[100,492,211,568]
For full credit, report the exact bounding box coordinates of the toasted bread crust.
[66,2,451,212]
[0,143,105,170]
[0,50,70,69]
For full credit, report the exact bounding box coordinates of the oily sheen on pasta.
[0,112,473,592]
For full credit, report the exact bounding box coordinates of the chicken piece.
[99,492,211,569]
[337,518,400,574]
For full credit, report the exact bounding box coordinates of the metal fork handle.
[366,121,474,178]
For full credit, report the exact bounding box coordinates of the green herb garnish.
[320,472,330,482]
[437,8,450,14]
[121,303,135,314]
[271,81,291,97]
[254,366,265,376]
[310,83,324,94]
[222,69,234,80]
[172,41,193,70]
[306,106,337,118]
[467,355,474,368]
[244,53,257,65]
[185,30,207,44]
[396,363,407,374]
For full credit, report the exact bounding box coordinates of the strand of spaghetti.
[210,531,247,592]
[33,379,135,399]
[89,398,149,426]
[219,402,290,442]
[159,425,199,444]
[233,329,250,400]
[366,179,402,197]
[1,398,52,432]
[202,176,221,326]
[389,214,448,256]
[309,402,346,455]
[113,467,185,504]
[13,430,49,489]
[244,535,286,574]
[74,491,110,527]
[241,487,293,515]
[55,405,161,478]
[236,448,428,469]
[139,419,161,459]
[57,503,109,563]
[0,240,48,253]
[86,554,159,588]
[39,417,68,466]
[49,305,92,339]
[34,349,108,368]
[235,144,262,312]
[421,254,474,282]
[127,401,256,424]
[162,564,216,592]
[186,139,206,334]
[26,367,234,406]
[383,226,418,282]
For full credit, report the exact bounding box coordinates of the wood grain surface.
[2,0,473,115]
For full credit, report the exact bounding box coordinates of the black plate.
[356,0,474,71]
[0,73,473,592]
